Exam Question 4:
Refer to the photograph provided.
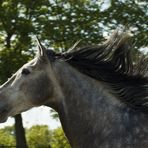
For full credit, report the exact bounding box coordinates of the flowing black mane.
[48,31,148,113]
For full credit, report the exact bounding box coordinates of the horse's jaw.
[0,105,10,123]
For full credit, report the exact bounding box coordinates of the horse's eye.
[22,68,30,75]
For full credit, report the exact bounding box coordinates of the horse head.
[0,39,62,122]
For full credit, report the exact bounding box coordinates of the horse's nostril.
[0,108,7,114]
[0,107,8,115]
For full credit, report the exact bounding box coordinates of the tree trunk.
[14,114,28,148]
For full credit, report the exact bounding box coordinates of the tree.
[40,0,147,51]
[51,128,70,148]
[102,0,148,49]
[41,0,105,50]
[15,115,28,148]
[0,126,15,146]
[26,125,52,148]
[0,125,70,147]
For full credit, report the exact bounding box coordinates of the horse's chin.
[0,108,11,123]
[0,115,8,123]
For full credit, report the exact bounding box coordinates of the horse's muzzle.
[0,107,9,123]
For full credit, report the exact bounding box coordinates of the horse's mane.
[49,31,148,113]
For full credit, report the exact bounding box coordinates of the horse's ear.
[36,36,47,58]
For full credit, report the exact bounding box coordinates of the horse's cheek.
[25,75,53,105]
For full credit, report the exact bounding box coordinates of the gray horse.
[0,31,147,148]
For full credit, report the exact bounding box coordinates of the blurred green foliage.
[0,125,70,148]
[51,128,70,148]
[26,125,51,148]
[0,126,15,146]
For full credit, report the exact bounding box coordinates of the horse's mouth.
[0,116,8,123]
[0,108,9,123]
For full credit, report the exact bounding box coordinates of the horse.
[0,31,147,148]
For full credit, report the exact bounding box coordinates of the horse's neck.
[53,61,148,148]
